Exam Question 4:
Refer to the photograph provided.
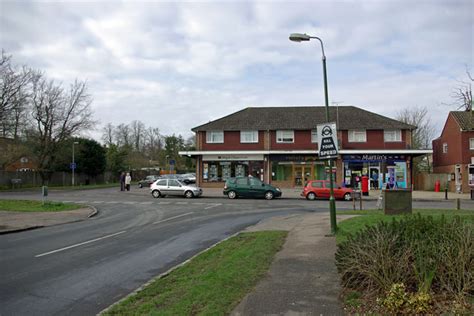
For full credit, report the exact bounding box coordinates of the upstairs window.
[240,130,258,143]
[276,130,294,143]
[384,130,402,142]
[443,143,448,153]
[348,130,367,142]
[470,138,474,150]
[311,129,318,143]
[206,131,224,143]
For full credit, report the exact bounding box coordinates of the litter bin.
[471,189,474,200]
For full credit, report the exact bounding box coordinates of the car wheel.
[344,192,352,201]
[307,192,316,200]
[152,190,161,198]
[185,190,194,198]
[138,183,143,188]
[227,191,237,199]
[264,191,274,200]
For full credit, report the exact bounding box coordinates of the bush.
[336,214,473,313]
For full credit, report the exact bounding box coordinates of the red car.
[301,180,353,201]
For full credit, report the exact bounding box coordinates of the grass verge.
[336,209,474,243]
[0,182,122,192]
[103,231,288,315]
[0,199,84,212]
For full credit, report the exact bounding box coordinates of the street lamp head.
[73,141,79,145]
[289,33,311,42]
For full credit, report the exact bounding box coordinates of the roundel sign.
[316,122,338,159]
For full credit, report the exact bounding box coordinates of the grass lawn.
[0,199,84,212]
[0,182,122,192]
[336,209,474,243]
[103,231,288,316]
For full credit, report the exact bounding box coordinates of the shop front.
[201,154,265,187]
[270,154,328,188]
[342,154,410,190]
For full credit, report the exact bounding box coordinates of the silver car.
[150,178,202,198]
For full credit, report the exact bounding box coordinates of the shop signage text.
[271,155,321,162]
[203,154,263,161]
[342,154,407,162]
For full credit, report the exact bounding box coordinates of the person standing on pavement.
[125,172,131,191]
[120,172,125,191]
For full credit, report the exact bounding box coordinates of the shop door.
[369,167,380,190]
[294,165,311,186]
[455,165,462,193]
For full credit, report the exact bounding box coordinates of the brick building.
[432,111,474,193]
[180,106,431,189]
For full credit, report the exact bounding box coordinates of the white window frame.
[348,130,367,143]
[443,143,448,153]
[384,130,402,142]
[276,130,294,143]
[470,138,474,150]
[311,129,318,143]
[240,130,259,143]
[206,131,224,143]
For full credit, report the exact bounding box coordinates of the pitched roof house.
[432,110,474,193]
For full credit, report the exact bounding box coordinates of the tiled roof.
[192,106,416,131]
[451,110,474,131]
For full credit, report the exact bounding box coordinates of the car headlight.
[276,187,281,191]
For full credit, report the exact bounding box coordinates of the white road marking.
[106,201,119,204]
[204,203,222,210]
[75,201,87,203]
[140,202,153,205]
[35,231,127,258]
[92,201,104,204]
[153,212,194,225]
[157,202,171,205]
[191,202,206,205]
[176,202,188,205]
[123,201,134,205]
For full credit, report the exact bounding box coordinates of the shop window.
[206,131,224,143]
[240,130,258,143]
[272,163,292,181]
[348,130,366,142]
[470,138,474,150]
[311,129,318,143]
[276,130,294,143]
[384,130,402,142]
[443,143,448,153]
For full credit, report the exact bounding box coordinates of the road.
[0,187,472,315]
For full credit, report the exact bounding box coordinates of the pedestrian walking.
[120,172,125,191]
[125,172,131,191]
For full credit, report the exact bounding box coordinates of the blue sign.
[70,162,77,170]
[169,159,175,165]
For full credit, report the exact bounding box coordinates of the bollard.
[359,192,363,210]
[456,198,460,210]
[445,188,448,200]
[352,192,356,210]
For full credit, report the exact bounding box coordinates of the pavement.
[0,188,472,315]
[0,207,96,234]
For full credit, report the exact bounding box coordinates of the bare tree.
[0,51,33,138]
[130,120,145,151]
[102,123,115,146]
[114,123,131,147]
[144,126,162,160]
[28,75,95,183]
[396,106,435,150]
[451,67,473,111]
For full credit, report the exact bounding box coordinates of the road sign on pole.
[70,162,77,170]
[317,122,338,159]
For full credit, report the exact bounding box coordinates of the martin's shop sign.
[342,154,407,162]
[317,122,338,159]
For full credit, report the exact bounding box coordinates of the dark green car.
[223,177,282,200]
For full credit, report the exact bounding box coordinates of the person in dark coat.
[120,172,125,191]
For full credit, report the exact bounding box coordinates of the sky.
[1,0,472,142]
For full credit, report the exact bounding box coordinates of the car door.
[235,177,250,197]
[155,179,168,195]
[320,181,331,199]
[249,177,265,198]
[167,179,184,196]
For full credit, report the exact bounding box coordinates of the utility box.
[383,189,412,215]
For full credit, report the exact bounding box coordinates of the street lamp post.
[72,141,79,186]
[289,33,337,234]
